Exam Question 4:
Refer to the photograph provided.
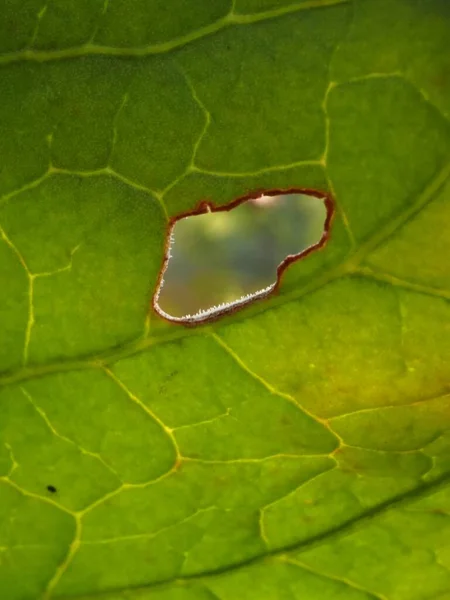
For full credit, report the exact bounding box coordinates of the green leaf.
[0,0,449,599]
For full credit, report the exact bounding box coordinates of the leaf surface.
[0,0,449,598]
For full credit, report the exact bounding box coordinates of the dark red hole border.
[152,187,335,326]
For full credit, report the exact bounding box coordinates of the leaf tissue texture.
[0,0,449,599]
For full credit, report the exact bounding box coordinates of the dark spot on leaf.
[47,485,57,493]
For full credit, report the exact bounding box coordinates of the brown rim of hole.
[152,187,335,326]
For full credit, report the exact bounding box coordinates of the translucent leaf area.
[155,192,329,322]
[0,0,449,599]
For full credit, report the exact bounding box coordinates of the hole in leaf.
[154,189,333,324]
